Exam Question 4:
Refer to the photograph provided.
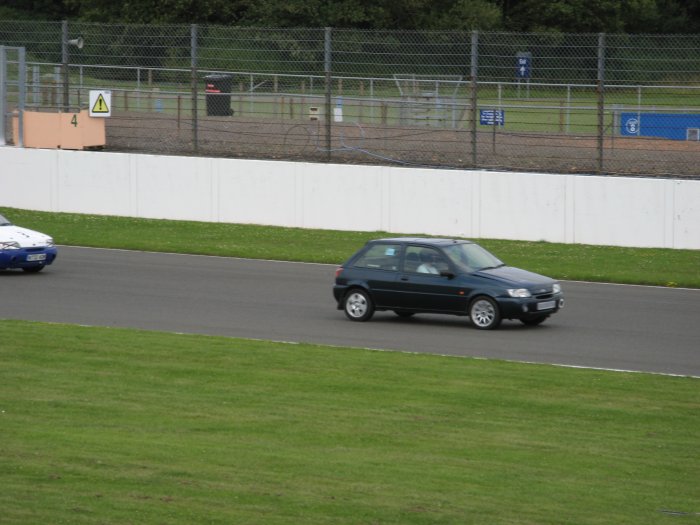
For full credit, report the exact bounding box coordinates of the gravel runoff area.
[105,111,700,178]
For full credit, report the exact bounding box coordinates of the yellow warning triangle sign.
[92,94,109,113]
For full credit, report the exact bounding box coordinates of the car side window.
[403,246,423,273]
[353,244,402,271]
[405,246,449,275]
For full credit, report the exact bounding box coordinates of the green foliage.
[504,0,700,33]
[70,21,192,78]
[0,6,34,20]
[62,0,249,24]
[506,0,626,32]
[0,0,76,20]
[245,0,501,30]
[433,0,502,30]
[0,19,63,63]
[3,0,699,33]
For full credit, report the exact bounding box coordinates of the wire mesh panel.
[476,33,601,173]
[0,20,698,177]
[0,20,63,63]
[603,34,700,176]
[327,29,473,167]
[69,23,193,155]
[193,27,327,160]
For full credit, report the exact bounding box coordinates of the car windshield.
[443,242,504,273]
[0,214,11,226]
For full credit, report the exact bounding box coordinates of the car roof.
[370,237,473,246]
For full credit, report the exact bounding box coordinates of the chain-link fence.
[1,21,699,177]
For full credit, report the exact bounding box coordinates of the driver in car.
[417,251,442,274]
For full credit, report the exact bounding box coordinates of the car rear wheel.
[22,266,44,273]
[520,315,548,326]
[469,296,501,330]
[344,289,374,322]
[394,310,415,318]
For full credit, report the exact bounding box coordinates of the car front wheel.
[344,289,374,322]
[22,266,45,273]
[469,296,501,330]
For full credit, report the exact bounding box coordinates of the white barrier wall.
[1,147,699,249]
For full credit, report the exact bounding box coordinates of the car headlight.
[46,238,55,247]
[552,284,561,294]
[0,241,21,250]
[507,288,531,298]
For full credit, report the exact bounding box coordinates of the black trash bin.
[204,74,233,116]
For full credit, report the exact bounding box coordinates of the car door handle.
[400,276,409,281]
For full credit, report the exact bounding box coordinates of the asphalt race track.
[2,246,699,377]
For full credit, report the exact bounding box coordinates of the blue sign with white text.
[516,56,531,79]
[480,110,505,126]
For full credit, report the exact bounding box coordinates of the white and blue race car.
[0,213,58,273]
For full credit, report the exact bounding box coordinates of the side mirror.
[440,270,455,279]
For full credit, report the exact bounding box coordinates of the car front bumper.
[0,246,58,270]
[497,294,565,320]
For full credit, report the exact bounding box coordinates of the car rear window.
[353,244,401,271]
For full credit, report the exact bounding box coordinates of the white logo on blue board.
[625,118,639,134]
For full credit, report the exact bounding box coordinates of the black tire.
[343,289,375,322]
[22,266,45,273]
[469,296,501,330]
[520,315,548,327]
[393,310,415,318]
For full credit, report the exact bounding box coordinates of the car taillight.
[335,266,344,278]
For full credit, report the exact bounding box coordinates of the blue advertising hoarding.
[621,113,700,141]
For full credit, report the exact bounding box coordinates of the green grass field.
[1,320,698,524]
[1,207,699,523]
[2,207,699,288]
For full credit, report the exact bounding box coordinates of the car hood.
[473,265,555,288]
[0,225,53,248]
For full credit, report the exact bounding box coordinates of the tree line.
[1,0,698,33]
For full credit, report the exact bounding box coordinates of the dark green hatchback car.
[333,238,564,330]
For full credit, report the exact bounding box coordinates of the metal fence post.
[324,27,332,161]
[0,46,5,146]
[470,30,479,167]
[597,32,605,174]
[191,24,198,153]
[33,65,40,106]
[18,47,25,147]
[62,20,69,111]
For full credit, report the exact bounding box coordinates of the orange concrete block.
[12,110,105,150]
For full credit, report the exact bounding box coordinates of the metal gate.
[0,46,26,147]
